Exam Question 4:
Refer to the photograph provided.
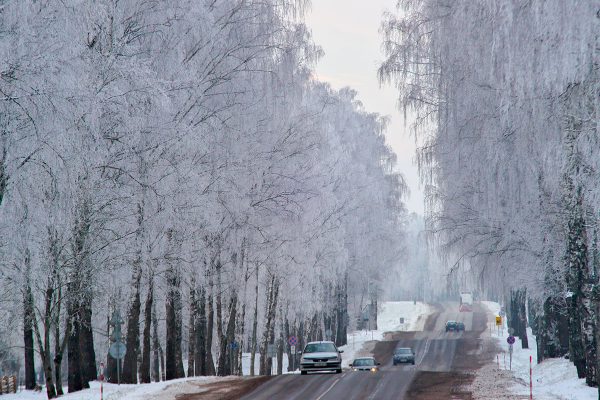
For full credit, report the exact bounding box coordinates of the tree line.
[0,1,405,398]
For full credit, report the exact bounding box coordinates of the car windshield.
[303,343,337,353]
[447,321,456,325]
[395,348,412,354]
[353,358,375,366]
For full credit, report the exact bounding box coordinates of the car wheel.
[393,362,396,366]
[412,361,415,365]
[301,371,307,375]
[336,368,342,374]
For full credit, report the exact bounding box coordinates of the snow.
[4,377,234,400]
[480,301,597,400]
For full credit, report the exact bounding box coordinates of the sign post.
[288,336,298,372]
[229,341,239,375]
[109,310,126,385]
[507,335,515,371]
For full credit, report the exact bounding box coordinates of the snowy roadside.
[2,376,238,400]
[473,301,596,400]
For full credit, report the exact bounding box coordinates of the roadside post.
[99,362,104,400]
[507,335,515,370]
[530,355,533,399]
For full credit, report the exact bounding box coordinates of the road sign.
[495,316,502,326]
[399,317,405,324]
[499,309,506,317]
[229,341,239,350]
[290,345,296,355]
[288,336,298,346]
[507,335,515,345]
[508,327,515,335]
[267,343,275,358]
[109,342,127,360]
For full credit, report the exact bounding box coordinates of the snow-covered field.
[8,301,431,400]
[480,301,596,400]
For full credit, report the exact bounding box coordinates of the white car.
[299,341,343,374]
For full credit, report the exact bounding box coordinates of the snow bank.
[482,301,596,400]
[5,377,233,400]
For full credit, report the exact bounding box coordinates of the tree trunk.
[23,277,36,390]
[187,279,196,377]
[165,229,185,380]
[250,264,259,376]
[260,275,279,376]
[276,311,283,375]
[151,299,161,382]
[195,287,207,376]
[79,294,97,384]
[122,263,142,384]
[217,294,237,376]
[205,273,216,375]
[140,280,153,383]
[67,305,84,392]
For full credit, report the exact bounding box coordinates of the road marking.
[418,338,431,365]
[367,374,386,400]
[314,376,342,400]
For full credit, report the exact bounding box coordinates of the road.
[239,302,488,400]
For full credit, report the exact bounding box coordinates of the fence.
[0,376,17,394]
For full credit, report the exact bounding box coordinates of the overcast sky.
[305,0,424,215]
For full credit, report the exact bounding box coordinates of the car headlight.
[371,368,377,372]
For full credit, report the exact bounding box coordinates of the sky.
[305,0,424,215]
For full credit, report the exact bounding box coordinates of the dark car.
[445,320,458,332]
[350,357,381,372]
[446,321,465,332]
[393,347,415,365]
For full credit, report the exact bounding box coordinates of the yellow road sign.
[495,316,502,326]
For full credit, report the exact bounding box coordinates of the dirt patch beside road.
[406,371,474,400]
[176,376,272,400]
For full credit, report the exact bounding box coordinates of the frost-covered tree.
[380,0,600,388]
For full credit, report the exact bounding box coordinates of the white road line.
[418,338,431,365]
[314,376,342,400]
[367,374,387,400]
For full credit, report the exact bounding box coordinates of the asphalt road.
[240,302,485,400]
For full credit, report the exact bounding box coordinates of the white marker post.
[99,362,104,400]
[529,355,533,399]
